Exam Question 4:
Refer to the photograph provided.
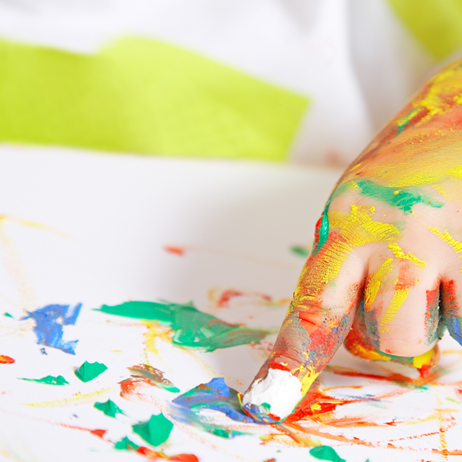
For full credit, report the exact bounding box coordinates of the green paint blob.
[21,375,69,385]
[75,361,108,382]
[354,179,443,214]
[289,246,310,258]
[312,205,330,256]
[114,437,139,450]
[310,445,346,462]
[132,414,173,447]
[0,36,307,162]
[94,399,123,418]
[96,300,269,352]
[4,312,13,318]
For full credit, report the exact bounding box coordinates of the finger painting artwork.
[1,146,461,462]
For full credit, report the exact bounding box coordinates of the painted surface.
[75,361,108,382]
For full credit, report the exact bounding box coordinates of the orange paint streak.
[136,447,199,461]
[0,355,15,364]
[163,246,185,256]
[213,289,272,308]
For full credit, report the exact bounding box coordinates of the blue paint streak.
[23,303,82,354]
[172,377,253,424]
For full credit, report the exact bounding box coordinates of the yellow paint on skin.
[428,227,462,254]
[23,387,114,408]
[346,342,391,362]
[387,243,426,268]
[413,348,436,369]
[349,162,362,172]
[380,287,412,333]
[295,205,401,302]
[364,258,394,310]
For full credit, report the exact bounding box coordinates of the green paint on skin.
[114,437,139,450]
[309,445,346,462]
[4,312,13,318]
[353,179,443,214]
[132,414,173,446]
[312,207,330,255]
[96,300,269,352]
[75,361,108,382]
[290,246,310,258]
[94,399,124,418]
[20,375,69,385]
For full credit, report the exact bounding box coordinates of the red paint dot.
[0,355,14,364]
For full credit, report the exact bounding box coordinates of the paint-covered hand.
[243,59,462,422]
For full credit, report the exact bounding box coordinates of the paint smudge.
[212,289,272,308]
[289,246,309,258]
[114,436,139,450]
[4,312,13,318]
[128,364,180,393]
[163,245,185,256]
[23,303,81,354]
[96,300,269,352]
[94,399,124,418]
[132,413,173,446]
[136,447,199,461]
[75,361,108,382]
[172,377,253,424]
[21,375,69,385]
[0,355,15,364]
[309,445,346,462]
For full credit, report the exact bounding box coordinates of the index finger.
[242,203,402,422]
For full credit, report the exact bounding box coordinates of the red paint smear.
[119,378,152,397]
[163,246,185,256]
[268,361,291,373]
[90,429,107,439]
[215,289,271,308]
[137,447,199,461]
[0,355,14,364]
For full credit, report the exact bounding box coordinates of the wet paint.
[352,179,443,214]
[132,413,173,446]
[0,355,15,364]
[21,375,69,385]
[128,364,180,393]
[97,300,269,352]
[309,445,346,462]
[75,361,108,382]
[172,377,253,424]
[136,447,199,461]
[163,245,186,256]
[4,312,13,318]
[441,279,462,344]
[425,285,440,344]
[312,208,329,255]
[23,303,81,354]
[114,436,139,450]
[94,399,124,418]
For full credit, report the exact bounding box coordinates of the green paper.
[132,414,173,447]
[97,300,269,352]
[310,445,346,462]
[20,375,69,385]
[94,399,123,418]
[114,436,139,451]
[75,361,108,382]
[388,0,462,60]
[0,36,308,162]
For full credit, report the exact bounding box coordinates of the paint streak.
[23,387,114,407]
[387,243,426,268]
[164,246,185,256]
[441,279,462,344]
[22,303,81,354]
[351,179,443,214]
[428,227,462,273]
[114,436,139,450]
[312,209,330,255]
[0,355,15,364]
[364,258,394,310]
[212,289,272,308]
[94,399,123,418]
[132,413,174,446]
[97,300,269,352]
[128,364,180,393]
[290,246,310,258]
[309,445,346,462]
[425,284,440,344]
[75,361,108,382]
[4,312,13,318]
[136,447,199,461]
[172,377,253,424]
[21,375,69,385]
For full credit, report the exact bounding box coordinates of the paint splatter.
[213,289,272,308]
[136,447,199,461]
[309,446,346,462]
[94,399,123,418]
[132,414,173,446]
[114,436,139,450]
[172,377,253,424]
[289,246,309,258]
[0,355,15,364]
[128,364,180,393]
[4,312,13,318]
[23,303,81,354]
[75,361,108,382]
[21,375,69,385]
[96,300,269,352]
[164,245,186,256]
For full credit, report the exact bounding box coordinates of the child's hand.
[242,60,462,423]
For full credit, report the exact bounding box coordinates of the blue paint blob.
[173,377,253,424]
[23,303,82,354]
